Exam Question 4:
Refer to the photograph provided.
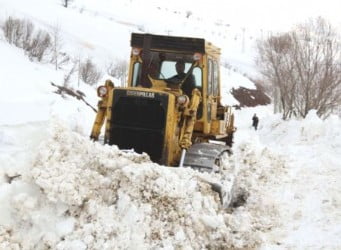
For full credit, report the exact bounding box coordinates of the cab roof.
[131,33,221,56]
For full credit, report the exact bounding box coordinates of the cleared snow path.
[256,112,341,249]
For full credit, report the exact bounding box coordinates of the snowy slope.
[0,0,261,77]
[0,41,98,135]
[0,0,263,126]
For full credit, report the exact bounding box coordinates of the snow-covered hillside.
[0,0,340,249]
[0,0,264,78]
[0,0,263,127]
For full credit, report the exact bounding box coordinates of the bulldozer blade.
[181,143,234,208]
[209,182,224,204]
[182,142,231,172]
[198,177,233,208]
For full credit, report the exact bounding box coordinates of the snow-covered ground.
[1,106,340,249]
[0,0,340,249]
[235,108,341,249]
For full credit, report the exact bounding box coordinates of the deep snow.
[0,0,340,249]
[1,109,340,249]
[0,119,287,249]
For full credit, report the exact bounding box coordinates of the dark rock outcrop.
[231,85,271,108]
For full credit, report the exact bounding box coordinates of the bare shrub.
[106,59,128,86]
[80,58,102,85]
[50,24,67,70]
[256,17,341,119]
[61,0,73,8]
[26,30,51,62]
[3,17,34,48]
[21,20,34,50]
[2,17,51,62]
[3,16,21,44]
[49,24,69,70]
[63,61,77,87]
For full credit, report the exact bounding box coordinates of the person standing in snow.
[252,113,259,130]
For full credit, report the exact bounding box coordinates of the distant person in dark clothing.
[166,60,196,98]
[252,113,259,130]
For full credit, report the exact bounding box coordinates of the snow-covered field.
[0,0,340,249]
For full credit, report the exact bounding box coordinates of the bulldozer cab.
[127,33,224,134]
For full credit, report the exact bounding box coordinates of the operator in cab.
[166,59,196,98]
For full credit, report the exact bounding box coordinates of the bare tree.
[61,0,72,8]
[256,17,341,119]
[106,59,128,86]
[50,24,65,70]
[2,17,51,62]
[2,17,33,48]
[80,58,102,85]
[3,16,22,45]
[21,20,34,50]
[63,61,77,87]
[26,30,51,62]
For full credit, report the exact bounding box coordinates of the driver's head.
[175,59,185,74]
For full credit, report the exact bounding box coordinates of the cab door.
[207,58,219,123]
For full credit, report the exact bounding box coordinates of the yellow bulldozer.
[90,33,235,183]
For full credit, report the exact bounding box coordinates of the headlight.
[132,47,141,56]
[193,52,202,61]
[97,86,108,97]
[177,95,189,106]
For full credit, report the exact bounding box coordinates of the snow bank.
[258,110,341,150]
[0,120,288,249]
[249,110,341,249]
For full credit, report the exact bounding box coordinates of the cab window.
[159,61,202,89]
[192,67,202,89]
[213,60,219,96]
[131,62,141,87]
[159,61,191,78]
[207,59,213,95]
